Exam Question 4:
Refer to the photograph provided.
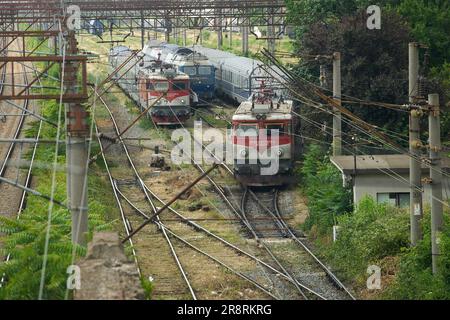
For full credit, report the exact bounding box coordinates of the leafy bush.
[300,144,352,234]
[322,196,410,285]
[385,213,450,299]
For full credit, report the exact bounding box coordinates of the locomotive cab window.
[198,66,212,75]
[146,81,154,90]
[172,81,187,90]
[235,123,258,136]
[183,66,196,76]
[265,123,288,136]
[153,81,169,92]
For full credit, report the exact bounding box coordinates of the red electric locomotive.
[231,84,300,186]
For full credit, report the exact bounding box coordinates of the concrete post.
[140,11,145,49]
[241,25,249,56]
[332,52,342,156]
[409,42,423,246]
[267,11,275,55]
[183,29,187,46]
[65,31,89,246]
[217,27,223,50]
[229,24,233,48]
[428,93,443,274]
[165,15,170,42]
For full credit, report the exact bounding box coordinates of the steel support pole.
[409,42,423,245]
[428,93,443,274]
[332,52,342,156]
[65,30,89,246]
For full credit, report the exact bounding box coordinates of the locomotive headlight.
[277,149,283,156]
[181,99,185,104]
[240,150,247,157]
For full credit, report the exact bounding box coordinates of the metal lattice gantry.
[0,0,286,28]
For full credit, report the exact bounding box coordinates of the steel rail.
[98,90,290,299]
[159,107,326,300]
[253,187,356,300]
[95,93,197,299]
[0,64,29,179]
[113,182,197,300]
[95,124,142,277]
[102,57,329,299]
[0,53,40,287]
[96,88,293,300]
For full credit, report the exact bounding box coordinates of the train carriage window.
[235,123,258,137]
[198,66,212,75]
[265,124,288,136]
[183,66,196,76]
[146,82,154,90]
[172,81,187,90]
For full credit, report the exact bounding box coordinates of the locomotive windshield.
[183,66,196,75]
[235,123,258,137]
[153,81,169,92]
[172,81,187,90]
[198,66,212,75]
[265,124,288,136]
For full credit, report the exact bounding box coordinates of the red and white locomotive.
[137,60,192,125]
[231,85,300,186]
[109,46,194,125]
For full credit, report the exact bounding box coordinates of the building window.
[376,192,410,208]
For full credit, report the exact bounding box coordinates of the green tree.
[294,11,412,133]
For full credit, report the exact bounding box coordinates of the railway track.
[0,47,42,286]
[100,60,355,299]
[94,92,296,300]
[0,41,34,220]
[158,102,356,300]
[240,188,289,239]
[245,188,356,300]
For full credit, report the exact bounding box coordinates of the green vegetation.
[0,37,118,299]
[286,0,449,137]
[299,144,352,235]
[299,145,450,299]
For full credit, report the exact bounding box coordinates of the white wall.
[353,173,450,205]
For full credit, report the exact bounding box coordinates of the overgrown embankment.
[0,38,117,300]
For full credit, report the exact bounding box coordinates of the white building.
[331,154,450,207]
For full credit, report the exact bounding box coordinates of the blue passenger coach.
[143,40,216,103]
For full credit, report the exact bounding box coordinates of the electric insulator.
[418,75,427,98]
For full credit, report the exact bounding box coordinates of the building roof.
[330,154,450,175]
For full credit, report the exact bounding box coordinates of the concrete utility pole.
[199,29,203,45]
[428,93,443,274]
[65,30,89,246]
[241,24,249,56]
[164,14,170,42]
[183,29,187,46]
[267,9,275,55]
[332,52,342,156]
[140,11,145,49]
[228,23,232,48]
[408,42,423,246]
[217,24,223,50]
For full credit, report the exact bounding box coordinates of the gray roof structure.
[331,154,450,175]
